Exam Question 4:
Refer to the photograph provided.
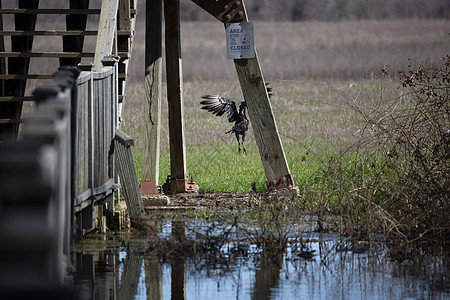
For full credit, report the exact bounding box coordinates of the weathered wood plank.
[164,0,187,184]
[93,0,119,70]
[118,0,131,31]
[116,0,132,99]
[234,54,291,180]
[75,70,92,203]
[232,4,291,183]
[92,67,114,190]
[115,128,147,228]
[141,0,163,194]
[117,0,131,54]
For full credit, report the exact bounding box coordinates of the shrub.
[304,55,449,248]
[378,56,449,244]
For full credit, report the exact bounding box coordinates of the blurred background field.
[120,18,449,191]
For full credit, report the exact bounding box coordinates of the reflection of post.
[97,251,116,299]
[171,220,186,300]
[146,256,163,300]
[251,254,283,300]
[118,251,143,299]
[74,253,95,299]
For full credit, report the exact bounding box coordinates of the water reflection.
[73,219,449,300]
[252,253,282,300]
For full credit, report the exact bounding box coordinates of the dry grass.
[126,19,449,83]
[118,20,449,187]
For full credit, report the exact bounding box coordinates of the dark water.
[73,219,449,300]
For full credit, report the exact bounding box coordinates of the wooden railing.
[0,54,146,296]
[74,56,118,215]
[0,67,77,297]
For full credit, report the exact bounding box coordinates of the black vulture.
[200,84,272,154]
[200,95,249,153]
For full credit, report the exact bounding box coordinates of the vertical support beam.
[94,0,119,70]
[164,0,188,192]
[61,0,90,67]
[234,54,293,187]
[0,0,39,140]
[141,0,163,194]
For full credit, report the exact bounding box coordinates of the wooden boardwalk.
[0,1,143,297]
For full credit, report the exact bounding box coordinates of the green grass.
[126,77,399,193]
[131,137,371,194]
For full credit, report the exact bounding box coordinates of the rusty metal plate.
[191,0,246,23]
[266,173,295,191]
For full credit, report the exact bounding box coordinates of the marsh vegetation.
[116,20,450,250]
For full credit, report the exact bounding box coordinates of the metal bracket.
[191,0,246,23]
[266,174,294,192]
[163,174,198,193]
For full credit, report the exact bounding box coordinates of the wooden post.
[164,0,189,192]
[190,0,294,190]
[93,0,119,70]
[141,0,163,194]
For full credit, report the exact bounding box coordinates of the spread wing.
[200,95,240,123]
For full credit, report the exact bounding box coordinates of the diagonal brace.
[191,0,246,23]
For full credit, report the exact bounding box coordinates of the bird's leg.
[235,132,242,153]
[241,133,247,154]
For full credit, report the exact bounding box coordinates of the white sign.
[226,22,255,59]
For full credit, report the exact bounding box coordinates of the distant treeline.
[182,0,450,21]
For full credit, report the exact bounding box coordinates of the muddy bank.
[142,190,299,210]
